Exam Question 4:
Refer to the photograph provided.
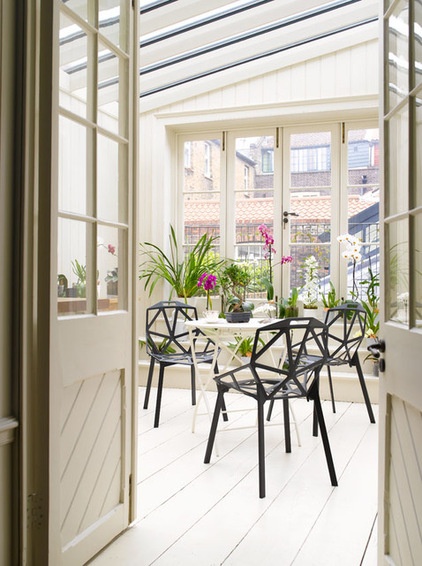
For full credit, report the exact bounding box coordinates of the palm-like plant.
[139,225,223,301]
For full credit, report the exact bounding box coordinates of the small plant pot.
[285,306,299,318]
[225,311,252,323]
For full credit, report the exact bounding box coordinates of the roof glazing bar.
[140,0,363,75]
[140,16,377,97]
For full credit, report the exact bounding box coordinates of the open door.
[47,1,138,563]
[379,1,422,563]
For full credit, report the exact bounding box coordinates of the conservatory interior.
[59,0,385,564]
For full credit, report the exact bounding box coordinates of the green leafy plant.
[285,287,299,317]
[321,281,341,309]
[219,262,253,312]
[301,255,320,308]
[360,268,380,338]
[228,335,264,358]
[71,259,87,297]
[139,225,223,301]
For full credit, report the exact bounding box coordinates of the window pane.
[97,225,127,312]
[58,219,90,316]
[387,0,409,111]
[414,0,422,89]
[99,0,125,51]
[415,95,422,208]
[60,0,88,22]
[414,214,422,328]
[387,104,409,215]
[289,132,331,295]
[97,134,127,223]
[59,116,88,215]
[347,128,380,296]
[98,42,123,136]
[183,139,221,249]
[59,13,88,118]
[387,219,409,326]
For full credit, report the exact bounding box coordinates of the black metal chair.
[144,301,218,428]
[324,303,375,423]
[204,317,338,498]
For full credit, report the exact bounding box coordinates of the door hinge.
[27,493,44,530]
[342,122,345,144]
[129,473,132,498]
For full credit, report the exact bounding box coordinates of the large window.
[179,123,379,302]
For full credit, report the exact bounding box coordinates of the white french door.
[379,1,422,564]
[49,1,138,564]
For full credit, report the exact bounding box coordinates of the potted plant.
[360,268,380,341]
[225,299,254,323]
[285,287,299,317]
[219,262,253,314]
[301,255,320,315]
[321,281,341,310]
[71,259,86,298]
[139,225,224,302]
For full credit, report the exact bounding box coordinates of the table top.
[185,317,279,332]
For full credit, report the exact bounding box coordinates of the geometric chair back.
[324,303,375,423]
[204,317,338,498]
[144,301,217,427]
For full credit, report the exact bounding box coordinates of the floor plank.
[89,388,378,566]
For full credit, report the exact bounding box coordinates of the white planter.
[303,307,319,319]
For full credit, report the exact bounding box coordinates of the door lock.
[367,339,386,372]
[283,211,299,226]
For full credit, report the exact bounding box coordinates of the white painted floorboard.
[90,387,378,566]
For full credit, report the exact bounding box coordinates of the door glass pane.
[97,134,127,223]
[59,116,88,215]
[415,94,422,207]
[414,214,422,328]
[387,219,409,326]
[99,0,127,51]
[288,132,331,296]
[233,136,275,296]
[387,0,409,111]
[98,42,122,136]
[60,0,88,22]
[59,13,88,118]
[387,104,409,215]
[347,128,380,297]
[58,219,91,316]
[182,139,221,250]
[97,225,127,312]
[414,0,422,89]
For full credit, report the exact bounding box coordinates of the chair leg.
[353,354,376,424]
[266,399,275,421]
[204,388,225,463]
[326,365,336,413]
[283,398,291,453]
[143,358,155,410]
[312,386,338,487]
[257,400,266,498]
[154,364,165,428]
[190,365,196,406]
[221,395,229,422]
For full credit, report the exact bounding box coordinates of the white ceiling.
[139,0,379,109]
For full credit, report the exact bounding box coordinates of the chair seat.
[151,351,215,366]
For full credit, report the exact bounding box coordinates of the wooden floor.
[90,386,379,566]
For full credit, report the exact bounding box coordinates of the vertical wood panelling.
[60,370,122,547]
[156,40,378,116]
[388,396,422,564]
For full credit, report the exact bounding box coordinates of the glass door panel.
[346,127,380,299]
[59,13,89,119]
[287,131,332,298]
[182,139,221,251]
[233,135,275,287]
[387,0,409,112]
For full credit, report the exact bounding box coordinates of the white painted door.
[379,1,422,563]
[50,2,138,564]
